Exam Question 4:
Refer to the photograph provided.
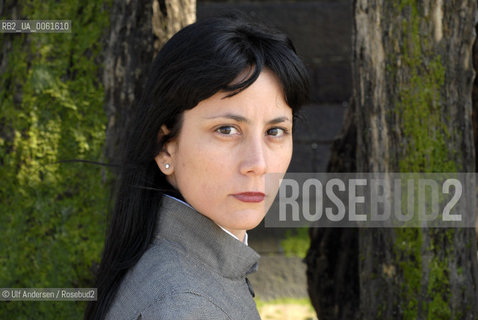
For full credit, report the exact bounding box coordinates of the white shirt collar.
[163,194,249,246]
[218,225,248,246]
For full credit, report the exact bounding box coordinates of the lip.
[232,192,266,203]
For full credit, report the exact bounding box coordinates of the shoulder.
[105,239,225,320]
[138,292,232,320]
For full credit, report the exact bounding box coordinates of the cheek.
[175,143,230,195]
[270,142,293,171]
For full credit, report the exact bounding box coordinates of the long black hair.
[85,13,309,320]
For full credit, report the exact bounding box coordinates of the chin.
[235,213,266,231]
[245,222,263,231]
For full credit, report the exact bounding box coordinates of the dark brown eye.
[267,127,287,137]
[216,126,239,135]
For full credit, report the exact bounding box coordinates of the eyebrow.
[205,113,291,125]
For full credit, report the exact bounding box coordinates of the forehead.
[185,69,291,120]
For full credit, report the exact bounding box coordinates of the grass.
[256,297,317,320]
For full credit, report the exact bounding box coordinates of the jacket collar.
[154,196,260,279]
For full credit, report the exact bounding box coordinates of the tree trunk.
[308,1,478,319]
[306,99,360,320]
[103,0,195,165]
[472,13,478,238]
[354,0,478,319]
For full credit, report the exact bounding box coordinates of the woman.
[85,13,309,320]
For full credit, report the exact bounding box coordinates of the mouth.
[232,192,266,203]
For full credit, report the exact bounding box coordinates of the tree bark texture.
[102,0,195,164]
[472,15,478,237]
[0,1,26,136]
[474,22,478,175]
[353,0,478,319]
[306,99,360,320]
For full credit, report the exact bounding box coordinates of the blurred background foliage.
[281,228,310,259]
[0,0,111,318]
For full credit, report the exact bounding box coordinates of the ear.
[154,125,177,176]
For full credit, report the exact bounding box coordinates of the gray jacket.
[105,196,261,320]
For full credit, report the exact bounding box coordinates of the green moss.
[0,0,111,318]
[389,1,456,319]
[395,0,454,173]
[394,228,423,319]
[426,252,451,320]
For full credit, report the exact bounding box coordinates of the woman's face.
[155,69,293,241]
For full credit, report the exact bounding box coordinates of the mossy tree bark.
[103,0,195,164]
[1,0,111,317]
[308,0,478,319]
[355,0,478,319]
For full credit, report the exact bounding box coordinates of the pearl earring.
[165,163,170,169]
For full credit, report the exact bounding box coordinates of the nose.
[239,135,267,176]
